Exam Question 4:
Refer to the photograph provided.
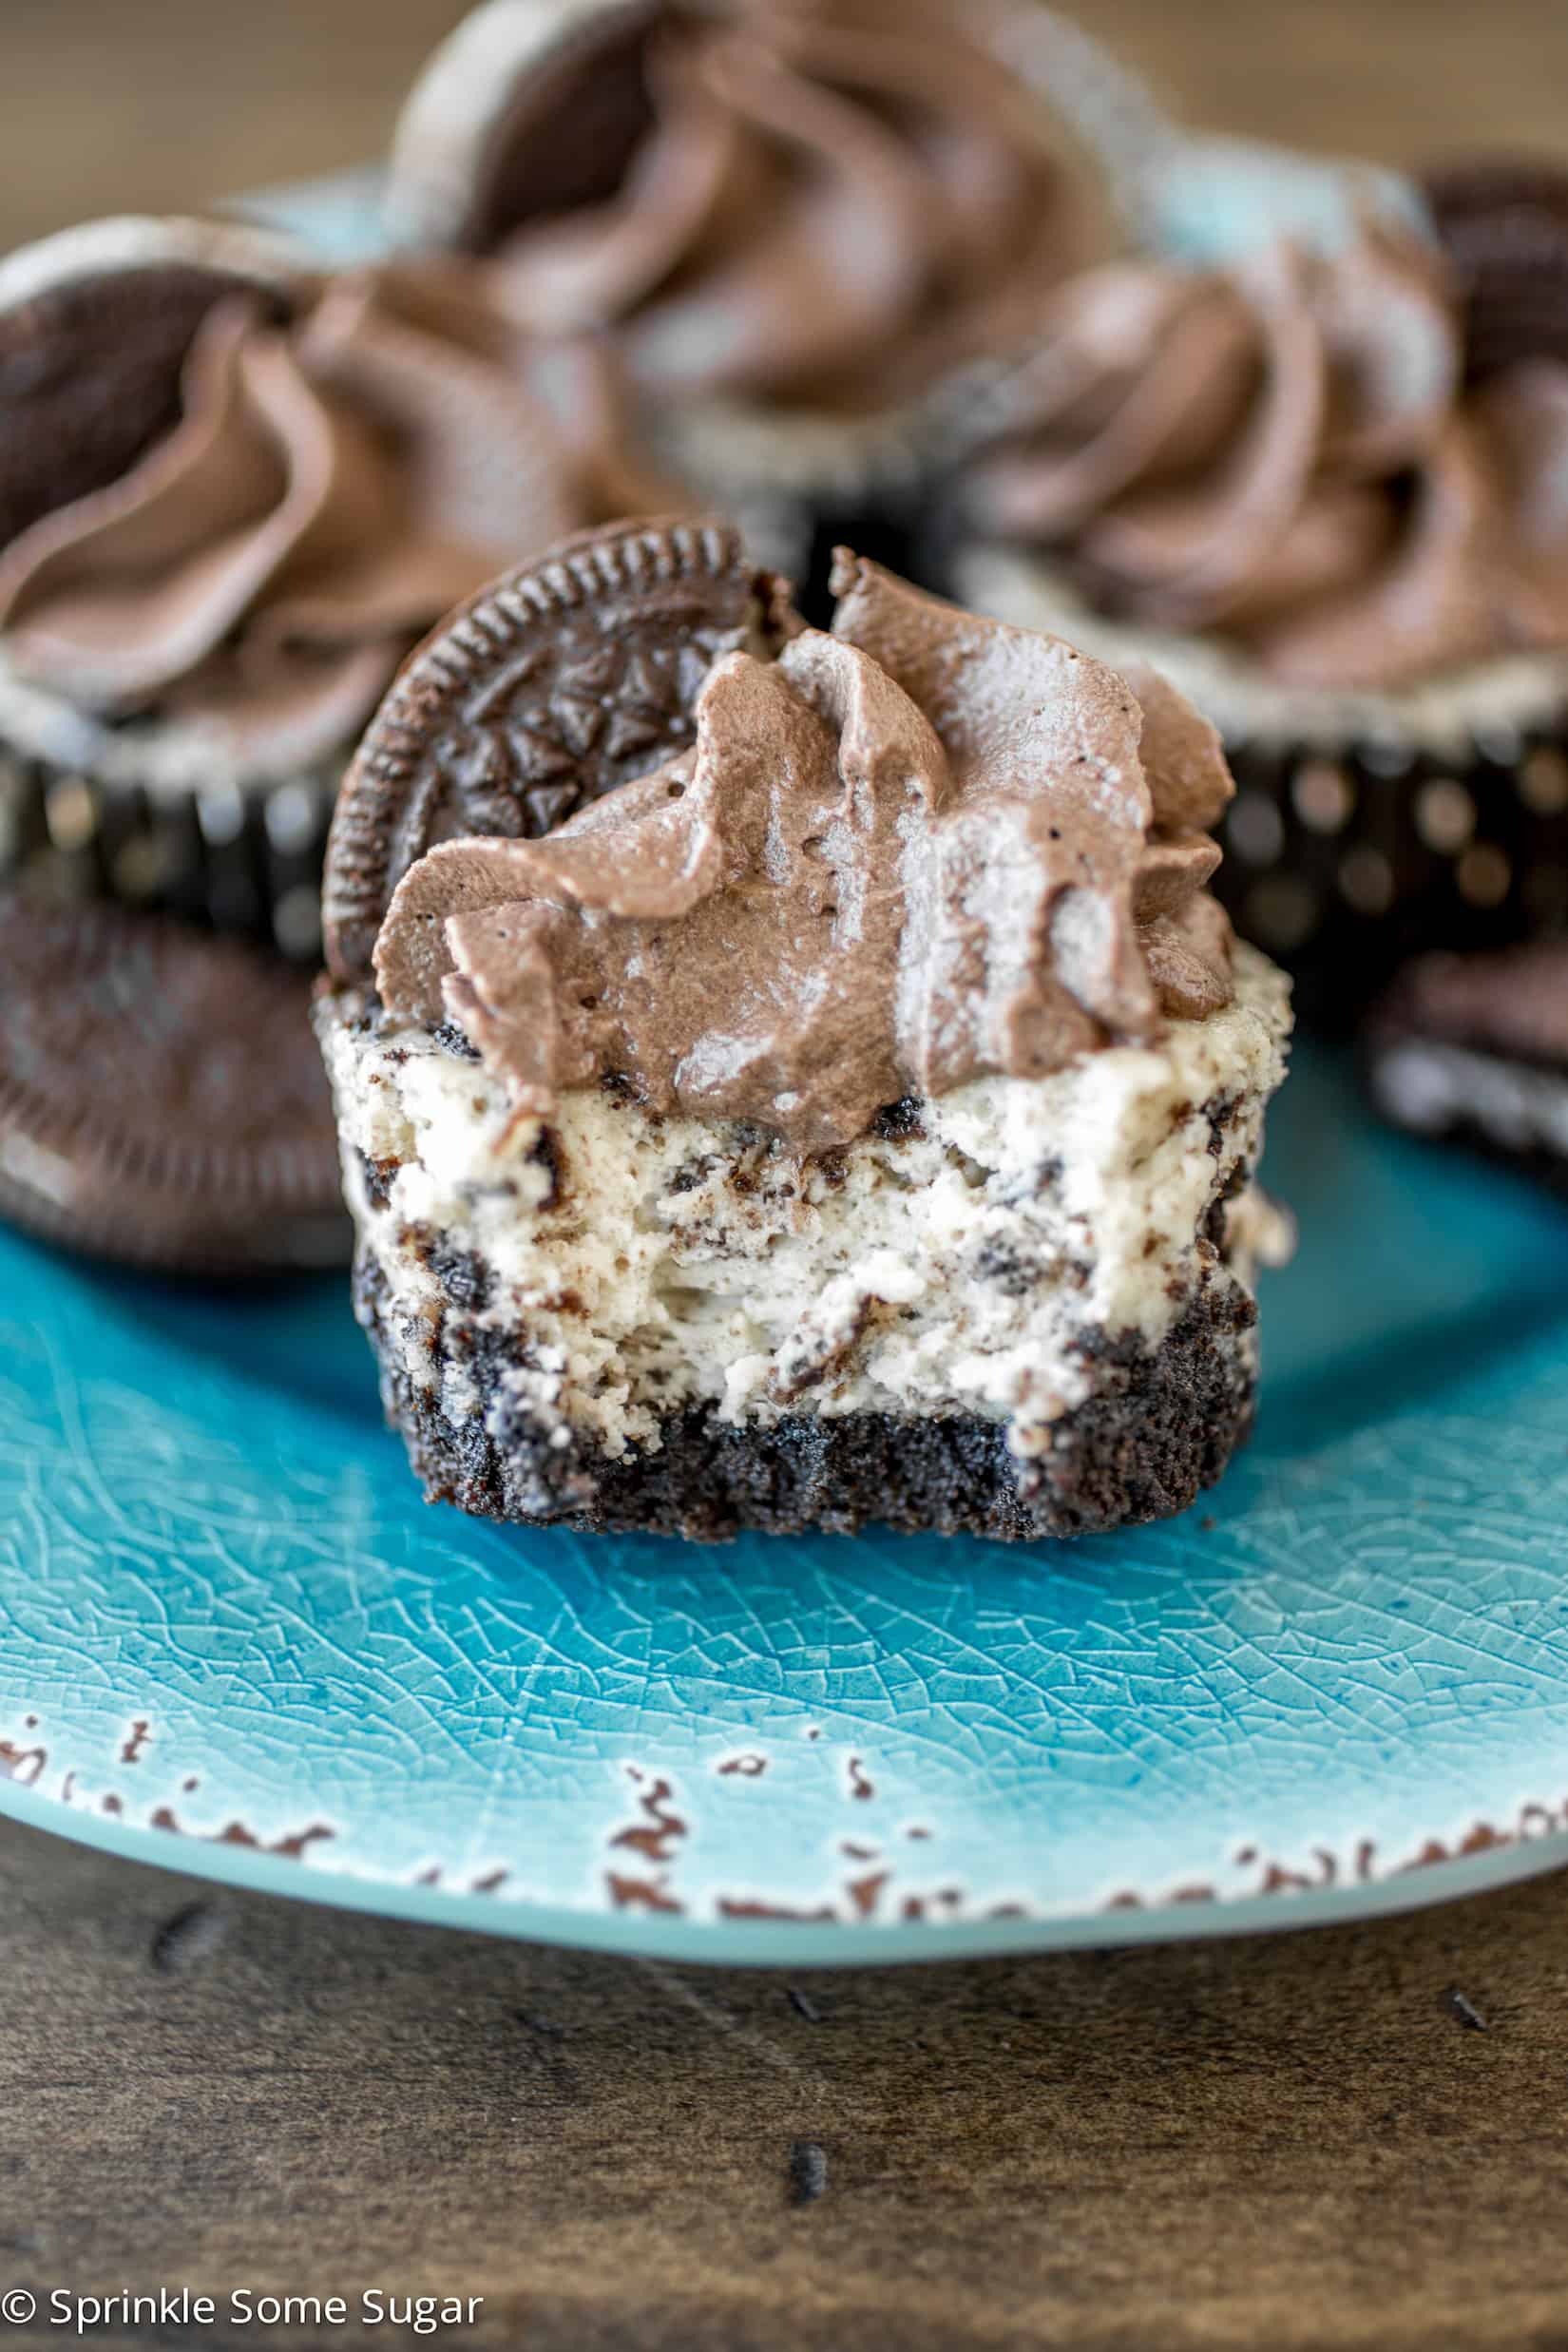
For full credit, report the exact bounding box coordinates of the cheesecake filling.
[321,944,1290,1469]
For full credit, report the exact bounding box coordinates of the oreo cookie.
[1365,939,1568,1201]
[387,0,665,255]
[0,896,348,1272]
[323,516,791,978]
[1423,160,1568,380]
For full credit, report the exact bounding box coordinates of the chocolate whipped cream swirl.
[0,261,661,767]
[459,0,1106,410]
[375,557,1235,1152]
[964,225,1568,688]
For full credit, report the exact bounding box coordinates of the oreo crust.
[0,896,347,1272]
[354,1249,1257,1542]
[322,516,789,979]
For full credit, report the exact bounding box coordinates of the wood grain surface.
[6,4,1568,2346]
[4,1816,1568,2351]
[5,0,1568,249]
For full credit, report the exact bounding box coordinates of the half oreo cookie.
[1365,939,1568,1201]
[1423,158,1568,381]
[387,0,666,257]
[322,514,791,977]
[0,896,348,1271]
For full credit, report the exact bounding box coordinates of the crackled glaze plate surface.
[4,1050,1568,1962]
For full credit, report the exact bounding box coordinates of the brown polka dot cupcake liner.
[0,749,337,962]
[1216,720,1568,1023]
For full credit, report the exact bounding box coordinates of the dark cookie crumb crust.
[355,1252,1256,1544]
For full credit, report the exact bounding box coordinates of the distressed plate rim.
[3,1772,1565,1965]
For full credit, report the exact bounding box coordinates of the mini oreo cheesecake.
[384,0,1157,583]
[947,214,1568,1018]
[316,518,1292,1542]
[0,214,669,955]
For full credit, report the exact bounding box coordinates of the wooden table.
[6,5,1568,2345]
[8,0,1568,248]
[7,1819,1568,2349]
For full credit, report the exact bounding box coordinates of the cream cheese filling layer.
[322,944,1291,1464]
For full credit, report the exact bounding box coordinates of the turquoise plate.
[4,1049,1568,1962]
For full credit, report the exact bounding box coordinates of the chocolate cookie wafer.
[0,215,664,958]
[0,897,347,1272]
[322,516,792,978]
[1424,159,1568,380]
[1366,940,1568,1202]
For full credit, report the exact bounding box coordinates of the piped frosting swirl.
[0,254,666,769]
[961,224,1568,689]
[375,554,1235,1151]
[401,0,1110,411]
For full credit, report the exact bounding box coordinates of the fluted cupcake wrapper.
[0,741,339,962]
[1215,722,1568,1026]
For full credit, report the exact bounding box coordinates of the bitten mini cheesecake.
[316,520,1291,1542]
